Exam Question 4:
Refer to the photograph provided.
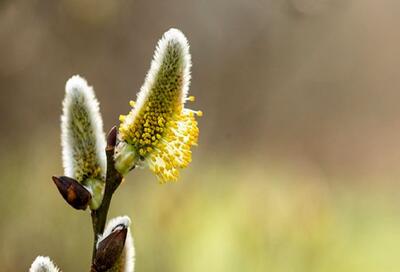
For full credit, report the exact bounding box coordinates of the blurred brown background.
[1,0,400,271]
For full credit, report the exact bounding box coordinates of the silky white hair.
[97,216,135,272]
[123,28,192,130]
[29,256,59,272]
[61,75,106,179]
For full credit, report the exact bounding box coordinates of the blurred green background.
[2,0,400,271]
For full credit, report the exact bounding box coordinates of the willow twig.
[90,126,123,262]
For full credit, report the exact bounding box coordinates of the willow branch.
[90,126,123,262]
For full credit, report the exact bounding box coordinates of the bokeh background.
[2,0,400,271]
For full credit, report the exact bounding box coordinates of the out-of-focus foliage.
[2,0,400,271]
[2,139,400,271]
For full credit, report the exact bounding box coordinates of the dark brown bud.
[52,176,92,210]
[107,126,117,149]
[93,226,127,272]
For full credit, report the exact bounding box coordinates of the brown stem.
[90,127,123,262]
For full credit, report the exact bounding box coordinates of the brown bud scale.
[52,176,92,210]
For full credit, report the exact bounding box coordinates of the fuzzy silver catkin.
[61,75,106,209]
[118,28,191,140]
[29,256,60,272]
[97,216,135,272]
[135,28,191,114]
[115,28,200,182]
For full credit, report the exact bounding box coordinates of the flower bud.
[107,126,118,149]
[93,227,127,272]
[29,256,60,272]
[94,216,135,272]
[52,176,92,210]
[61,75,106,209]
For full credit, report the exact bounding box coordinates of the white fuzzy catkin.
[61,75,106,181]
[115,28,201,181]
[123,28,192,129]
[98,216,135,272]
[29,256,60,272]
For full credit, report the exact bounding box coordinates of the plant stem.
[90,130,123,262]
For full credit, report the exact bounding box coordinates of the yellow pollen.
[117,40,201,182]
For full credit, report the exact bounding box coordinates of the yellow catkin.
[116,28,201,182]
